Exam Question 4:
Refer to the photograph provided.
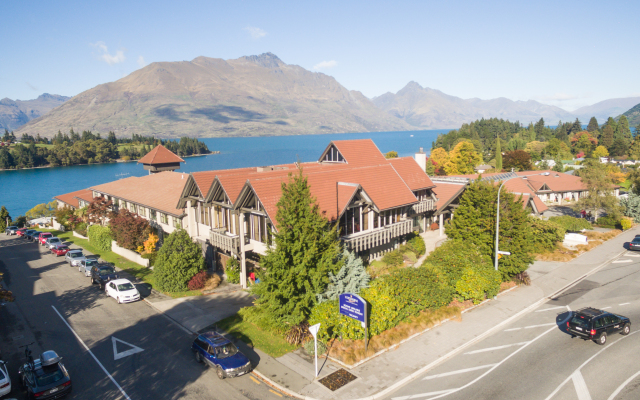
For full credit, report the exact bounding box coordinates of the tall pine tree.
[253,168,342,325]
[587,117,599,133]
[495,137,503,171]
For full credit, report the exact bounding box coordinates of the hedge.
[529,218,565,253]
[548,216,592,232]
[88,225,112,251]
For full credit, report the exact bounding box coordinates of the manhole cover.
[319,368,357,391]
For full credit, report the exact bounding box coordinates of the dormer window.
[324,145,345,163]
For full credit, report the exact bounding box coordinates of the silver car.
[5,226,18,235]
[45,237,63,249]
[65,249,86,266]
[79,258,100,276]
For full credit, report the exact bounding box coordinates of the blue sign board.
[339,293,367,325]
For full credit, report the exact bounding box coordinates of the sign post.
[308,323,321,378]
[339,293,368,354]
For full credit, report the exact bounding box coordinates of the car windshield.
[571,315,589,328]
[99,267,116,275]
[0,367,5,380]
[117,283,135,291]
[85,260,98,266]
[216,343,239,359]
[34,364,64,387]
[49,238,60,243]
[57,247,68,250]
[41,234,51,238]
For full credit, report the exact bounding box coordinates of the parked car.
[629,237,640,251]
[26,231,41,242]
[65,250,86,267]
[18,350,72,399]
[0,358,10,398]
[38,232,53,246]
[192,332,251,379]
[104,279,140,304]
[15,228,28,237]
[5,226,19,235]
[45,237,63,250]
[79,258,100,276]
[23,229,37,239]
[51,245,70,257]
[567,307,631,345]
[90,264,119,289]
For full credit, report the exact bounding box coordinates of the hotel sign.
[339,293,367,326]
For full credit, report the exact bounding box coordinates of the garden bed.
[535,229,623,262]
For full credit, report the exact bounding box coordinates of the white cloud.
[312,60,337,70]
[91,41,126,65]
[137,56,146,68]
[244,26,267,39]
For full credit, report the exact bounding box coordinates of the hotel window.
[199,204,210,226]
[324,146,345,162]
[161,213,168,224]
[150,209,157,221]
[378,209,399,227]
[339,206,363,236]
[174,217,182,229]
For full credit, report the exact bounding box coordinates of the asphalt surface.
[386,249,640,400]
[0,233,290,400]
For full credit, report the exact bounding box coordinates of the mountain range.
[0,94,70,132]
[619,102,640,126]
[6,53,639,137]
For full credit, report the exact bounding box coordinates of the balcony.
[342,219,414,253]
[210,228,240,254]
[409,199,437,215]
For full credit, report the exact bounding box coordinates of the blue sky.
[1,0,638,111]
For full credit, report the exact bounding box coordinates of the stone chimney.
[415,147,427,172]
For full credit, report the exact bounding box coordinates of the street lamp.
[494,172,547,271]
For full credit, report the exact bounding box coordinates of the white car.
[105,279,140,304]
[45,237,63,250]
[0,359,10,397]
[65,249,86,266]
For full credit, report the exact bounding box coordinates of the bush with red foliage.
[188,271,209,290]
[108,209,153,251]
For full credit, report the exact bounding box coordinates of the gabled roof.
[433,182,466,214]
[54,189,93,209]
[388,157,435,190]
[319,139,387,166]
[137,145,185,165]
[91,171,189,216]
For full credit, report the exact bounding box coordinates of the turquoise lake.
[0,129,447,217]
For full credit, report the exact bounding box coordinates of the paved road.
[386,250,640,400]
[0,234,289,400]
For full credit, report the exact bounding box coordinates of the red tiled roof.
[532,196,548,213]
[54,189,93,209]
[90,171,189,216]
[433,182,466,212]
[388,157,435,190]
[519,171,587,192]
[138,145,185,165]
[330,139,388,166]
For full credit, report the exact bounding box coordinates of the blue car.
[191,332,251,379]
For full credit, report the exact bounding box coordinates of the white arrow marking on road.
[612,260,632,263]
[422,364,496,380]
[572,370,593,400]
[535,306,567,312]
[504,327,521,332]
[392,389,455,400]
[112,337,144,360]
[619,303,630,306]
[465,342,530,355]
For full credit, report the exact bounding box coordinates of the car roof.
[110,279,131,285]
[199,331,232,346]
[575,307,607,318]
[68,249,83,253]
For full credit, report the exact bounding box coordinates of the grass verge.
[535,229,623,262]
[216,314,298,358]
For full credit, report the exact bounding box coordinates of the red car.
[16,228,28,236]
[51,245,70,256]
[38,232,53,245]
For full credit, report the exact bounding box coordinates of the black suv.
[90,264,119,290]
[567,307,631,345]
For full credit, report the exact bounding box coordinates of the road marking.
[504,328,521,332]
[572,371,592,400]
[612,260,632,263]
[607,369,640,400]
[52,306,132,400]
[626,254,640,257]
[393,389,455,400]
[619,303,630,306]
[250,376,261,385]
[464,342,530,355]
[269,389,283,397]
[422,364,496,380]
[601,307,612,310]
[525,323,557,329]
[535,306,567,312]
[112,336,144,360]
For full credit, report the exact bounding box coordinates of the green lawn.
[620,179,632,190]
[41,229,201,298]
[216,314,298,358]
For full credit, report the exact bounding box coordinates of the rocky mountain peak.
[240,52,283,68]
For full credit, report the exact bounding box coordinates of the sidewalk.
[141,226,639,400]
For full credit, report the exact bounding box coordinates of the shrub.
[154,230,206,292]
[455,266,501,304]
[549,216,592,232]
[594,216,619,229]
[88,225,112,251]
[529,218,565,253]
[109,209,153,251]
[621,217,633,231]
[303,339,327,356]
[226,257,240,284]
[405,234,426,256]
[382,250,403,267]
[188,271,209,290]
[74,222,88,237]
[423,240,491,288]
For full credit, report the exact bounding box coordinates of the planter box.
[111,241,150,267]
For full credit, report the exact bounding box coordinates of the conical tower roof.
[138,145,185,165]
